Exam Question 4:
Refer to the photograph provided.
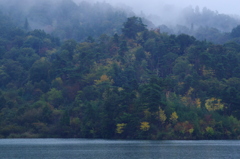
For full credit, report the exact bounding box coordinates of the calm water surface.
[0,139,239,159]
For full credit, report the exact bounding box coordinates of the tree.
[122,16,147,39]
[140,78,163,113]
[170,112,178,124]
[140,122,150,131]
[116,123,127,134]
[29,57,51,82]
[46,88,63,107]
[205,98,224,111]
[159,108,167,124]
[118,40,128,57]
[135,47,146,61]
[61,40,77,57]
[177,34,195,55]
[24,18,30,31]
[60,110,70,126]
[231,25,240,38]
[0,66,10,86]
[0,91,6,109]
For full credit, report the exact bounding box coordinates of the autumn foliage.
[1,11,240,140]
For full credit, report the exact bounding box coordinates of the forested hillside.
[1,8,240,139]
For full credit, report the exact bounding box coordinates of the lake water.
[0,139,239,159]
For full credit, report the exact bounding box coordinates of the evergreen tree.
[24,18,30,31]
[122,16,147,39]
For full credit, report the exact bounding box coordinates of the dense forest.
[1,0,240,139]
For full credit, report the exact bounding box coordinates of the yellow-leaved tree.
[205,98,224,111]
[205,126,214,136]
[116,123,127,134]
[94,74,114,85]
[159,108,167,124]
[170,111,178,124]
[140,122,150,131]
[202,65,215,77]
[195,98,201,108]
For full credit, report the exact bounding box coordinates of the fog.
[1,0,239,39]
[2,0,240,19]
[72,0,240,27]
[3,0,240,23]
[83,0,240,16]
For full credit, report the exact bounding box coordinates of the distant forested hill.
[1,10,240,139]
[157,6,240,44]
[0,0,131,41]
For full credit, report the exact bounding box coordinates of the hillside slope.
[0,14,240,139]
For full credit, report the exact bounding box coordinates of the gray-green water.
[0,139,239,159]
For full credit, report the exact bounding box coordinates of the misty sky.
[77,0,240,16]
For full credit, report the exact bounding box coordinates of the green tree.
[46,88,63,107]
[122,16,147,39]
[24,18,30,31]
[177,34,196,55]
[140,77,163,113]
[135,47,146,61]
[29,57,51,82]
[231,25,240,38]
[0,91,6,109]
[61,39,77,58]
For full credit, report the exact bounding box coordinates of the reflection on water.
[0,139,239,159]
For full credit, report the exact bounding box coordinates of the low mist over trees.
[1,0,240,44]
[0,0,131,41]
